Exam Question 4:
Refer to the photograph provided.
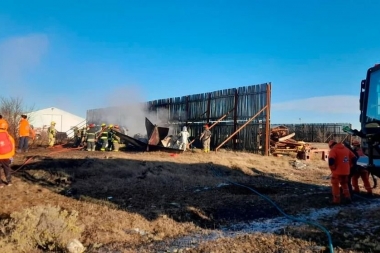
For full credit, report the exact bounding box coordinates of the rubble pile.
[270,126,311,158]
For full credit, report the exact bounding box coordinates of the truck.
[344,64,380,177]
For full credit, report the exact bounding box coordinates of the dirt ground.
[1,142,380,253]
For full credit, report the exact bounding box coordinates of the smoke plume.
[88,85,186,137]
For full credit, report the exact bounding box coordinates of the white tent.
[27,107,86,134]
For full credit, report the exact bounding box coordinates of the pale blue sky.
[0,0,379,129]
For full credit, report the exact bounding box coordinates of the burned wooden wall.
[86,83,271,154]
[146,83,271,154]
[271,123,352,143]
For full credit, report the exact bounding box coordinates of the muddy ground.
[1,144,380,253]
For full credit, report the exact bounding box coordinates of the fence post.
[233,89,238,150]
[185,96,189,125]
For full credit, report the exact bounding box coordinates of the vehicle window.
[366,69,380,122]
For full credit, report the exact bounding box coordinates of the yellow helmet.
[51,121,56,125]
[109,124,114,128]
[101,123,106,127]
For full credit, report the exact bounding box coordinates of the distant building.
[27,107,86,136]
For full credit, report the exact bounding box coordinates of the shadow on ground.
[12,153,334,226]
[9,151,378,252]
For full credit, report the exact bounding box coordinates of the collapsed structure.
[112,117,184,153]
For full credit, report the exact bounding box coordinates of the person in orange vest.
[328,140,357,204]
[351,140,373,196]
[0,121,15,187]
[0,115,8,131]
[17,114,31,153]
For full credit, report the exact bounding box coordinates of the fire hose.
[209,163,334,253]
[10,146,83,174]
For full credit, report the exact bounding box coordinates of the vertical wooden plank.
[206,93,211,123]
[233,88,238,150]
[185,96,189,125]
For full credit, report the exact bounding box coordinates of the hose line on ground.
[209,164,334,253]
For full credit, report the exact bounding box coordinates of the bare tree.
[0,97,35,142]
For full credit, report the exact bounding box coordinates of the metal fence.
[87,83,272,154]
[271,123,352,143]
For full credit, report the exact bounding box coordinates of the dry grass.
[0,146,378,252]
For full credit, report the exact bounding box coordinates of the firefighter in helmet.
[96,123,109,151]
[86,124,97,151]
[199,124,212,153]
[48,121,57,147]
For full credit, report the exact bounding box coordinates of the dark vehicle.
[344,64,380,176]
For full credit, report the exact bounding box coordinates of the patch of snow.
[160,199,380,252]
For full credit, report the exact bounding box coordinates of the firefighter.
[328,140,357,204]
[73,126,81,147]
[48,121,57,147]
[96,123,109,151]
[107,124,114,151]
[80,126,87,147]
[111,125,121,151]
[199,124,212,153]
[86,124,97,151]
[351,140,373,196]
[178,126,190,151]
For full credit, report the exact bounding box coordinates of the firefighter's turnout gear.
[199,125,211,153]
[328,140,357,204]
[80,126,87,146]
[86,124,97,151]
[73,127,81,147]
[109,125,121,151]
[178,126,190,151]
[48,121,57,147]
[351,140,373,195]
[96,124,109,151]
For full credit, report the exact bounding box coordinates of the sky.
[0,0,379,130]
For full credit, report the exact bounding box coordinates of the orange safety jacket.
[19,118,30,137]
[328,143,357,175]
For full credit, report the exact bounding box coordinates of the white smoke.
[88,85,187,137]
